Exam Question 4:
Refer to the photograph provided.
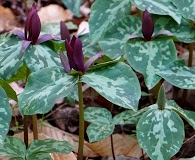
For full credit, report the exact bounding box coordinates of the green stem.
[32,115,38,140]
[182,43,193,106]
[23,66,30,149]
[23,115,28,148]
[78,81,84,160]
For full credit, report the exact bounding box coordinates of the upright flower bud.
[142,10,154,41]
[60,21,70,42]
[24,4,41,44]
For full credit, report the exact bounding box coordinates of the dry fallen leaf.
[0,5,18,32]
[38,4,73,23]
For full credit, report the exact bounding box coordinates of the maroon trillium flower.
[142,10,154,41]
[128,9,173,41]
[11,3,55,52]
[59,22,103,73]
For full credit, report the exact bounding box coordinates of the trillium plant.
[0,1,195,160]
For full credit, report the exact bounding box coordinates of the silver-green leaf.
[87,122,115,143]
[28,153,52,160]
[0,136,26,159]
[172,0,195,22]
[89,0,131,43]
[167,100,195,129]
[27,139,74,157]
[99,15,141,59]
[0,87,12,143]
[84,107,112,123]
[0,35,24,80]
[131,0,181,23]
[19,66,79,115]
[137,107,184,160]
[82,62,141,111]
[158,59,195,89]
[24,44,62,73]
[125,38,177,89]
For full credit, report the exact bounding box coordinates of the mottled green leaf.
[112,107,150,125]
[137,107,184,160]
[167,100,195,129]
[6,64,27,83]
[79,33,102,58]
[24,44,61,72]
[61,0,82,17]
[154,15,195,43]
[87,122,115,143]
[28,153,52,160]
[84,107,112,123]
[89,0,131,43]
[0,87,12,143]
[27,139,74,157]
[125,38,177,89]
[82,62,141,111]
[41,22,77,36]
[158,59,195,89]
[99,15,141,59]
[0,78,17,102]
[172,0,195,22]
[19,66,79,115]
[85,107,114,142]
[0,35,24,80]
[0,136,26,158]
[131,0,181,23]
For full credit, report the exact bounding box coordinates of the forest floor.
[0,0,195,160]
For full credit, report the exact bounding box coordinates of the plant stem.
[110,134,116,160]
[23,115,28,148]
[23,66,30,148]
[182,43,193,106]
[32,115,38,140]
[78,81,84,160]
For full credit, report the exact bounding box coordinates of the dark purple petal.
[152,30,173,39]
[36,34,56,44]
[73,38,85,72]
[25,9,36,40]
[60,21,70,41]
[84,51,103,72]
[60,50,71,73]
[21,40,31,52]
[30,10,41,44]
[10,30,25,40]
[128,34,143,40]
[65,40,75,69]
[70,35,76,48]
[142,9,154,41]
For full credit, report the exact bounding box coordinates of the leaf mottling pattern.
[19,66,79,115]
[137,106,184,160]
[82,62,141,111]
[0,87,12,144]
[89,0,131,43]
[24,44,62,72]
[131,0,181,24]
[172,0,195,22]
[0,35,24,80]
[158,59,195,89]
[125,38,177,89]
[85,107,114,142]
